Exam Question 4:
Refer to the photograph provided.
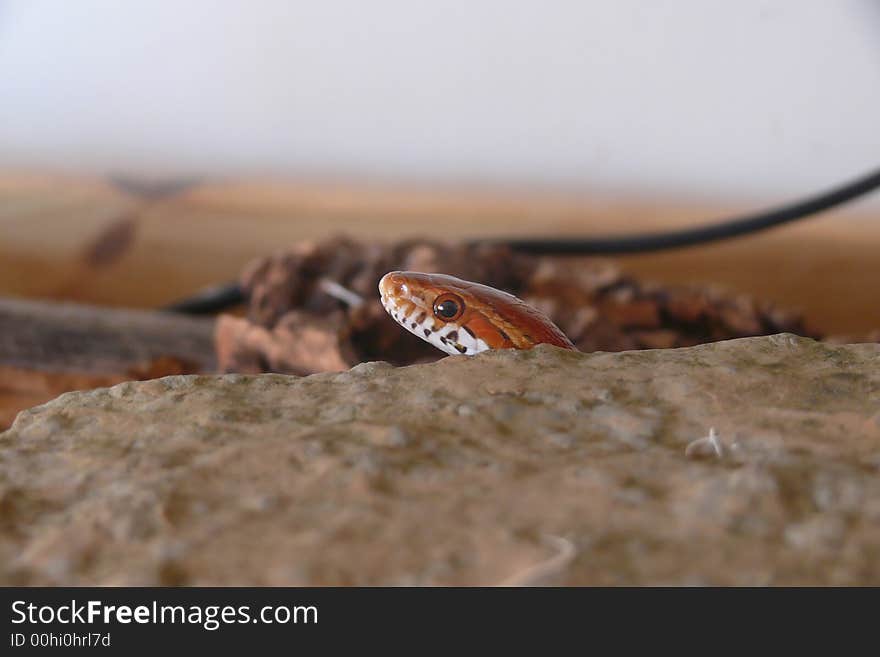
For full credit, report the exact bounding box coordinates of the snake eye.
[433,293,464,322]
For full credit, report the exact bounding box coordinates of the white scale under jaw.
[381,294,491,356]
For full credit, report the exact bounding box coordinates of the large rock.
[1,335,879,585]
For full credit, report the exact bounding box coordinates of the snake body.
[378,271,575,355]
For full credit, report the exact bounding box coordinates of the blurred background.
[1,1,879,196]
[1,1,879,421]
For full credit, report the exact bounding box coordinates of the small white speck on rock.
[685,427,724,459]
[456,404,475,417]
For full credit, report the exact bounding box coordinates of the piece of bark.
[215,312,353,375]
[0,297,215,374]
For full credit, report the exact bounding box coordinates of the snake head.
[378,271,575,356]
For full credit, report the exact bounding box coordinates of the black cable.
[480,166,880,254]
[162,283,245,315]
[163,166,880,314]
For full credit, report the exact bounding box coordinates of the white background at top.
[0,0,878,204]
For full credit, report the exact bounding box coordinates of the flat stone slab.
[1,334,879,585]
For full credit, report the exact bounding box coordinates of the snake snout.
[378,271,408,301]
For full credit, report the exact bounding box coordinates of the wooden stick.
[0,297,216,375]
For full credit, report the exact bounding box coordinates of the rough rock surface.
[1,335,879,585]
